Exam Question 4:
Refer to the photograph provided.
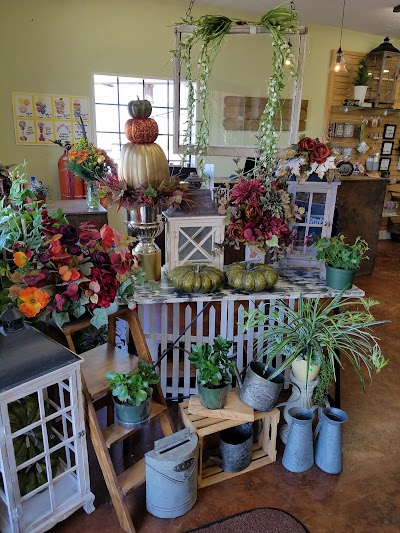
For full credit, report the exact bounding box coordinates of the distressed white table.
[133,269,365,399]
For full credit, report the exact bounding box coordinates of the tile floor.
[54,240,400,533]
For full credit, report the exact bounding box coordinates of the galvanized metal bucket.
[315,407,349,474]
[219,423,253,473]
[238,361,301,412]
[145,428,199,518]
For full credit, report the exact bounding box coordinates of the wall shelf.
[331,106,400,114]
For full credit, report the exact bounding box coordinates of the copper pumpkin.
[124,118,159,143]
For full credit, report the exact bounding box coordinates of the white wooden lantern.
[164,213,225,274]
[0,321,94,533]
[281,180,340,270]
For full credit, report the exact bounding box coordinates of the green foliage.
[105,361,160,406]
[189,336,235,387]
[313,234,369,270]
[353,56,370,86]
[0,162,66,252]
[243,292,389,403]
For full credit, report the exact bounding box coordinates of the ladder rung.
[117,459,145,495]
[102,401,167,448]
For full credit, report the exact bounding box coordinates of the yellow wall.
[1,0,398,229]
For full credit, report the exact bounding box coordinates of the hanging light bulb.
[330,0,347,73]
[285,40,293,66]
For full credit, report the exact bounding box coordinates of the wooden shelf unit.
[179,401,279,488]
[324,49,400,233]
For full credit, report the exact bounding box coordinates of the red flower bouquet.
[7,216,145,329]
[220,176,292,252]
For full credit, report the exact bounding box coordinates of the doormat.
[186,507,308,533]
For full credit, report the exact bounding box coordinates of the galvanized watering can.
[282,406,318,473]
[315,407,348,474]
[235,361,301,412]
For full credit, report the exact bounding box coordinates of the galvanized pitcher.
[315,407,348,474]
[282,406,318,473]
[237,361,301,412]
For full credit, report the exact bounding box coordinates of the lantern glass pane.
[51,444,76,479]
[21,487,51,524]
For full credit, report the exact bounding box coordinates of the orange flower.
[59,265,80,282]
[13,251,28,268]
[19,287,50,318]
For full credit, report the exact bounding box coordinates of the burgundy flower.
[310,143,331,165]
[23,271,48,287]
[88,267,118,309]
[91,250,111,269]
[68,244,81,255]
[59,224,79,245]
[229,179,266,206]
[37,251,51,264]
[243,221,263,242]
[297,137,318,153]
[245,203,263,221]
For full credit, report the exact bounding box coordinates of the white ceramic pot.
[291,359,321,382]
[354,85,368,104]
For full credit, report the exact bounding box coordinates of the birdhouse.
[0,322,94,532]
[366,37,400,107]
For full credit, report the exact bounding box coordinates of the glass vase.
[86,181,100,209]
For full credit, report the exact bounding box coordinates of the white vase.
[244,244,265,264]
[291,359,321,382]
[354,85,368,104]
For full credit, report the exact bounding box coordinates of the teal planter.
[114,397,151,427]
[325,265,356,290]
[198,382,230,410]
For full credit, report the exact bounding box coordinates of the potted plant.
[105,362,160,426]
[242,292,388,406]
[27,177,48,203]
[189,336,235,409]
[353,56,370,104]
[313,234,369,290]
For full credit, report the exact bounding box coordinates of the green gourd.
[226,262,278,292]
[168,265,225,293]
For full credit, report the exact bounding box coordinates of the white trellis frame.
[173,23,309,157]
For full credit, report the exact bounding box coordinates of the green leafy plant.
[313,234,369,271]
[189,336,235,387]
[174,3,298,176]
[353,56,370,86]
[105,362,160,406]
[242,293,388,405]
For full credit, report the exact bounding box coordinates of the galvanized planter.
[219,423,253,473]
[239,362,285,412]
[198,382,230,410]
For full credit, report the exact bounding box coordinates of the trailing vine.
[173,3,299,178]
[312,360,335,407]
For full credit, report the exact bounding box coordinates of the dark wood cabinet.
[334,176,388,275]
[48,200,108,229]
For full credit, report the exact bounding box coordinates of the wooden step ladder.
[62,307,174,533]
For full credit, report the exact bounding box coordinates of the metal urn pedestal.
[126,206,164,281]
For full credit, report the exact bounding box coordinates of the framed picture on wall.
[379,157,391,171]
[381,141,394,155]
[383,124,397,139]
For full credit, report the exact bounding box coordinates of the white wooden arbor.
[173,23,309,157]
[0,324,94,533]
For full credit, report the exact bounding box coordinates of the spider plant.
[242,292,389,405]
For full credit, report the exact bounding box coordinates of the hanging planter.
[173,4,301,174]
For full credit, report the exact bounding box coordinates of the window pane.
[152,108,169,134]
[94,75,118,104]
[119,77,144,105]
[151,80,169,107]
[96,104,119,132]
[96,132,121,162]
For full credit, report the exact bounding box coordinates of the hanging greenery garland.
[173,3,299,176]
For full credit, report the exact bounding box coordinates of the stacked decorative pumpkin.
[119,98,169,187]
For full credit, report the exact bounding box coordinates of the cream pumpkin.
[118,142,169,188]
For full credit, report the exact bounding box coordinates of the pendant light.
[331,0,347,73]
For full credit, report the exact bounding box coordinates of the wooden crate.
[179,402,279,488]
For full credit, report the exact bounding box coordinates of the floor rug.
[186,507,309,533]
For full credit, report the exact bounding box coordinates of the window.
[93,74,193,167]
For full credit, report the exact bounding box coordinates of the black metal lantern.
[366,37,400,107]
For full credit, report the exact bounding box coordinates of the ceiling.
[192,0,400,39]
